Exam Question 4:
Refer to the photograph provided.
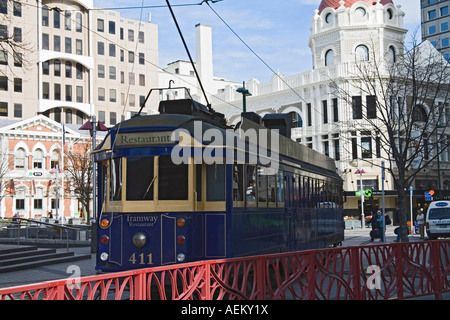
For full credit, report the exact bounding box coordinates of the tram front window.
[127,156,154,201]
[159,155,188,200]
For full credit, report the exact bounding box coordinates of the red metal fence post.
[431,242,443,300]
[256,256,266,300]
[394,243,404,300]
[350,247,362,300]
[204,262,211,300]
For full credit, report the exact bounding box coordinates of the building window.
[76,86,83,102]
[15,148,26,169]
[0,75,7,91]
[109,44,116,57]
[355,45,369,61]
[54,60,61,77]
[110,89,116,102]
[352,96,363,119]
[14,103,22,118]
[139,31,145,43]
[76,13,82,32]
[442,22,449,32]
[13,2,21,17]
[76,39,82,55]
[128,29,134,42]
[54,8,60,28]
[65,61,72,78]
[14,78,22,92]
[322,100,328,124]
[428,10,436,20]
[388,46,396,62]
[110,112,117,125]
[0,101,7,116]
[66,109,72,124]
[65,11,71,30]
[109,66,116,80]
[54,35,61,52]
[325,49,334,66]
[441,6,448,17]
[98,87,105,101]
[109,21,115,34]
[332,98,339,122]
[43,61,49,75]
[98,64,105,78]
[429,25,437,35]
[366,95,377,119]
[65,85,72,102]
[42,33,49,50]
[76,64,83,79]
[13,27,21,43]
[97,19,104,32]
[42,6,49,26]
[361,133,372,159]
[139,74,145,86]
[13,52,22,67]
[98,41,104,55]
[43,82,49,99]
[65,37,72,53]
[33,149,44,169]
[442,38,449,48]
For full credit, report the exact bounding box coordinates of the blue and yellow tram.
[93,96,344,272]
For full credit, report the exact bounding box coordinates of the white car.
[426,201,450,239]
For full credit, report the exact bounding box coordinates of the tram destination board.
[116,131,174,147]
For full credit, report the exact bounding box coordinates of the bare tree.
[64,142,94,223]
[0,1,33,76]
[334,39,450,242]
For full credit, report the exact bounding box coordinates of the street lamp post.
[236,81,252,113]
[79,116,108,253]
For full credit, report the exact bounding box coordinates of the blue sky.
[93,0,421,82]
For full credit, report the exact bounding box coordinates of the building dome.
[318,0,394,14]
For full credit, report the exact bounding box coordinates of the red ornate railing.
[1,240,449,300]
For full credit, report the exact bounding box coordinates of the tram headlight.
[177,253,185,262]
[100,252,109,261]
[132,232,147,249]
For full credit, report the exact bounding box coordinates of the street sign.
[425,192,433,201]
[28,171,43,177]
[364,189,373,197]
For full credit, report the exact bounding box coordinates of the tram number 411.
[129,253,153,265]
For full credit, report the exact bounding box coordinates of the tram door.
[285,173,295,250]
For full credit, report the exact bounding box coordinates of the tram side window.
[110,158,122,201]
[268,174,276,207]
[232,164,244,206]
[277,171,284,207]
[246,165,257,207]
[206,164,225,201]
[126,156,154,201]
[159,155,188,200]
[258,169,267,208]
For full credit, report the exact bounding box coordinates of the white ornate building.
[212,0,450,217]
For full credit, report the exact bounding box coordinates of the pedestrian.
[416,208,425,239]
[376,210,384,242]
[369,209,379,242]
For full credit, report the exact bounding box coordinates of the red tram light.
[177,235,186,245]
[100,235,109,244]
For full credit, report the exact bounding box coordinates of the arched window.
[325,49,334,66]
[355,45,369,61]
[413,105,428,122]
[388,46,396,63]
[15,148,26,169]
[288,111,303,128]
[33,149,44,169]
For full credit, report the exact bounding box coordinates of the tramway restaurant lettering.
[127,215,158,227]
[117,131,173,146]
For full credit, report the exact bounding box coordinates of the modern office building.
[421,0,450,61]
[0,0,159,127]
